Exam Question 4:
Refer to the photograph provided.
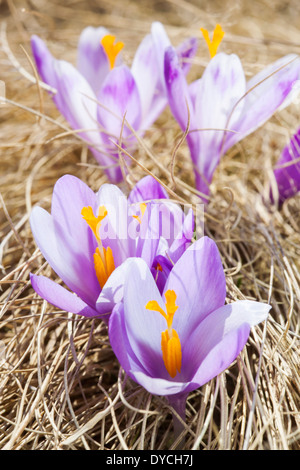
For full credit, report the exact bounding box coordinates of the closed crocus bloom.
[164,42,300,197]
[272,128,300,203]
[127,175,195,293]
[30,175,194,319]
[31,23,197,182]
[109,237,271,435]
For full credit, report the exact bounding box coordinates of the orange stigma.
[156,262,163,272]
[81,205,107,241]
[101,34,124,69]
[145,290,182,378]
[81,205,115,288]
[200,24,225,58]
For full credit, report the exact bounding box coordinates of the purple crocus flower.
[272,127,300,203]
[31,23,197,182]
[164,47,300,197]
[128,175,194,292]
[30,174,194,319]
[109,237,271,435]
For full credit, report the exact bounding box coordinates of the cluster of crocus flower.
[30,173,271,438]
[32,23,300,201]
[30,22,295,438]
[31,22,197,183]
[30,174,194,319]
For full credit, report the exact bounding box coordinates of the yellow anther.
[145,289,181,378]
[93,246,115,288]
[81,205,107,241]
[200,24,225,58]
[161,329,182,378]
[132,202,147,225]
[101,34,124,69]
[82,205,115,288]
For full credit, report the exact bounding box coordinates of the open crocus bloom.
[164,47,300,197]
[109,237,271,421]
[272,128,300,203]
[30,174,194,319]
[31,23,197,182]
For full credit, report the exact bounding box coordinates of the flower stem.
[167,393,188,449]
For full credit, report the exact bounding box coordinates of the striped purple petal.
[77,26,111,94]
[31,274,100,317]
[273,127,300,203]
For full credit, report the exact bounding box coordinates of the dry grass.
[0,0,300,450]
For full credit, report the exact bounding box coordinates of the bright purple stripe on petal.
[175,37,198,75]
[273,127,300,202]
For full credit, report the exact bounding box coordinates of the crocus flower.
[31,23,197,182]
[272,127,300,203]
[128,175,195,292]
[30,174,194,319]
[164,45,300,197]
[108,237,271,434]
